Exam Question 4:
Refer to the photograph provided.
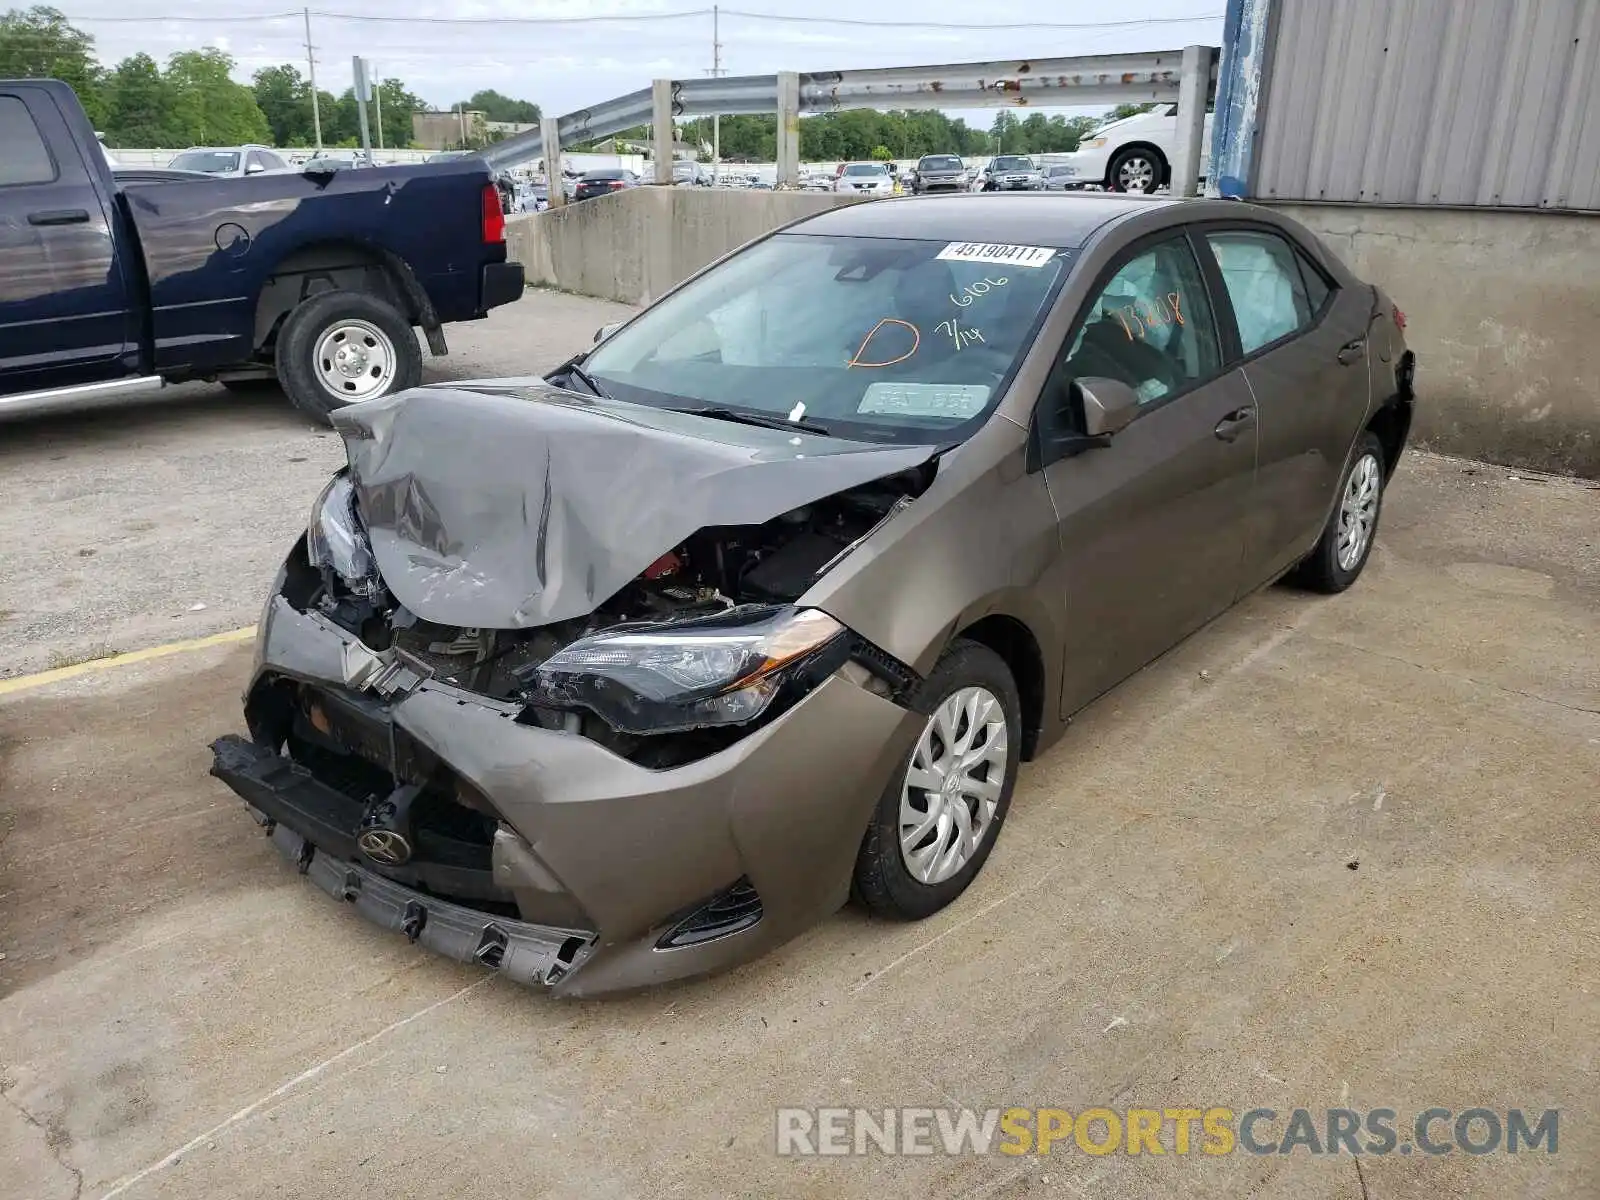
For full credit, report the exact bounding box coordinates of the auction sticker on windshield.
[936,243,1057,268]
[859,382,991,419]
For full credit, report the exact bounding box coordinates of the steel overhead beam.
[481,48,1220,170]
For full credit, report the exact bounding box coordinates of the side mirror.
[1075,377,1142,438]
[594,321,622,344]
[244,161,266,175]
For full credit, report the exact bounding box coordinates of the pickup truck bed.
[0,79,524,422]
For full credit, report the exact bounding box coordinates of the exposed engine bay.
[285,463,931,767]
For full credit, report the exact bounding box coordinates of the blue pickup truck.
[0,79,525,422]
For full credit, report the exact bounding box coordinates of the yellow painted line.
[0,625,257,698]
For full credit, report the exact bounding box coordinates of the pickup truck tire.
[275,291,422,424]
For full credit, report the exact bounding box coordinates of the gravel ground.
[0,289,636,678]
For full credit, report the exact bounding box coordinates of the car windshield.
[169,150,239,173]
[993,156,1034,171]
[843,163,886,176]
[580,233,1072,444]
[920,156,961,170]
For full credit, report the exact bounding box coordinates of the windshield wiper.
[550,354,611,399]
[675,406,833,436]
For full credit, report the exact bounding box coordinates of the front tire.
[853,640,1021,920]
[1293,431,1387,593]
[1108,146,1165,194]
[275,290,422,425]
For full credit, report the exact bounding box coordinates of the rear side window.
[1203,229,1319,355]
[0,96,57,186]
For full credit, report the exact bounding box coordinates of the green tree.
[1105,102,1157,123]
[102,52,180,146]
[375,77,424,149]
[457,88,539,124]
[252,63,315,146]
[0,6,104,123]
[166,48,270,145]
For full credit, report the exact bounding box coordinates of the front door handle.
[1214,406,1257,442]
[1337,338,1366,365]
[28,208,91,226]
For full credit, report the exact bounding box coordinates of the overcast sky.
[70,0,1225,125]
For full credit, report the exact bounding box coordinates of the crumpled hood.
[330,381,936,629]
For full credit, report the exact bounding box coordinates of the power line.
[718,10,1223,31]
[59,7,1222,31]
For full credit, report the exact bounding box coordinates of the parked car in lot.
[835,161,895,196]
[1041,163,1079,191]
[210,192,1414,997]
[1053,102,1214,193]
[978,155,1044,191]
[911,153,966,194]
[574,168,640,201]
[0,79,525,423]
[168,144,293,177]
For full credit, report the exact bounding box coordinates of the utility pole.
[372,65,384,151]
[303,7,323,151]
[457,103,468,149]
[708,5,723,182]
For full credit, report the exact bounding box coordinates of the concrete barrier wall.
[505,190,1599,477]
[1279,204,1599,479]
[506,188,863,306]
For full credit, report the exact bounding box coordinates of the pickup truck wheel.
[275,291,421,423]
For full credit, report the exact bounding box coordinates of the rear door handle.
[1214,407,1257,442]
[1337,338,1366,365]
[28,208,91,226]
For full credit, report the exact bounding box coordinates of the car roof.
[785,193,1180,250]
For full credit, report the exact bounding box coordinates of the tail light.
[481,182,505,244]
[608,180,625,190]
[1392,304,1407,332]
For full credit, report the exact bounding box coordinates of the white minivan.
[1053,103,1214,193]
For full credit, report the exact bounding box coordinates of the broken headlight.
[524,606,846,735]
[306,473,381,599]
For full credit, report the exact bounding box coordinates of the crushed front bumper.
[210,593,921,997]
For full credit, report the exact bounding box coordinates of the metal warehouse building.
[1211,0,1600,476]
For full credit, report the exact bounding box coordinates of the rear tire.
[275,290,422,425]
[1293,431,1387,593]
[852,640,1021,921]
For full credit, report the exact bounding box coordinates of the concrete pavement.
[2,292,1597,1199]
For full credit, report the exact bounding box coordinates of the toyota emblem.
[357,828,413,866]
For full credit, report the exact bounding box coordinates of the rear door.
[0,88,135,391]
[1033,229,1261,715]
[1195,224,1372,588]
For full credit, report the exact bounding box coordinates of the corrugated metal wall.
[1254,0,1600,209]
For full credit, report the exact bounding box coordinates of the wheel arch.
[953,613,1048,761]
[251,239,441,355]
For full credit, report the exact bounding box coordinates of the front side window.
[1204,229,1318,355]
[0,96,56,186]
[1059,235,1221,406]
[582,233,1072,443]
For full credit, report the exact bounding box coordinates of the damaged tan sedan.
[211,195,1416,997]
